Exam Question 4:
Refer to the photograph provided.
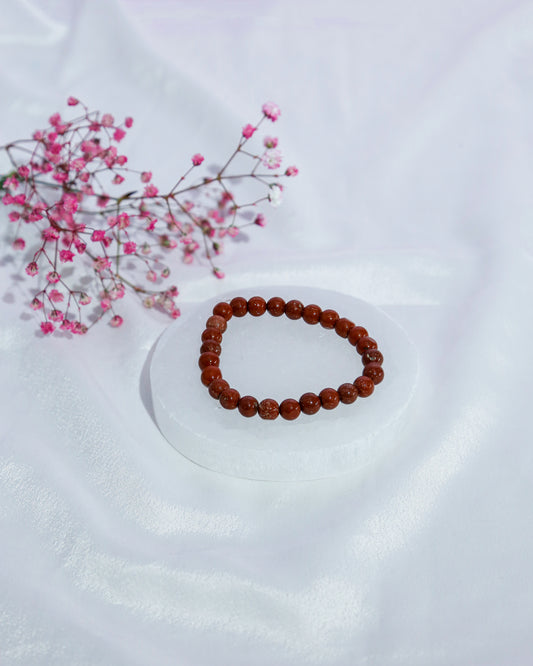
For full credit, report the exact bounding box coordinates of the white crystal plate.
[151,286,418,480]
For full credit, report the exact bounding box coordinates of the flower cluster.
[1,99,297,336]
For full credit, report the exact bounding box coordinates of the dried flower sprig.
[1,98,298,335]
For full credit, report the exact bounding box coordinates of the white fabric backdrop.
[1,0,532,663]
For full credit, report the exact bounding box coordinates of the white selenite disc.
[150,286,418,481]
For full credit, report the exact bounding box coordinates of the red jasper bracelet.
[198,296,384,421]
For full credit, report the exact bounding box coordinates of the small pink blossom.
[49,289,64,303]
[97,195,109,208]
[49,113,61,127]
[285,165,299,176]
[242,124,256,139]
[79,293,92,305]
[12,194,26,205]
[73,238,87,254]
[110,315,123,328]
[13,238,25,250]
[62,193,79,213]
[49,309,63,322]
[146,270,157,283]
[123,241,137,254]
[26,262,39,276]
[191,153,204,166]
[60,319,73,332]
[262,101,281,121]
[101,113,114,128]
[67,96,79,106]
[40,321,55,335]
[71,321,88,335]
[113,174,125,185]
[18,165,30,178]
[161,267,170,278]
[143,295,155,308]
[31,297,43,310]
[8,211,20,222]
[93,256,111,272]
[100,298,112,311]
[125,117,134,128]
[46,271,61,284]
[227,227,239,238]
[264,136,278,148]
[254,213,266,227]
[91,230,107,242]
[116,155,127,166]
[141,171,152,183]
[143,184,159,197]
[262,149,282,170]
[213,268,225,279]
[43,227,60,241]
[113,128,126,142]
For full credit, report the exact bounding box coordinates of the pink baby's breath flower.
[143,184,159,197]
[49,289,64,303]
[213,268,225,279]
[100,298,112,311]
[26,262,38,276]
[141,171,152,183]
[262,149,282,170]
[67,96,79,106]
[31,297,43,310]
[113,128,126,142]
[18,165,30,178]
[141,243,151,255]
[285,165,299,176]
[123,241,137,254]
[40,321,55,335]
[262,102,281,121]
[191,153,204,166]
[13,238,25,250]
[93,256,111,272]
[113,174,125,185]
[49,113,61,127]
[42,227,60,242]
[161,267,170,278]
[242,124,256,139]
[46,271,60,284]
[254,213,266,227]
[97,195,109,208]
[125,117,134,128]
[146,270,157,283]
[8,211,20,222]
[263,136,278,149]
[49,309,63,322]
[60,319,73,332]
[59,248,74,262]
[91,230,107,242]
[227,227,239,238]
[79,293,92,305]
[101,113,114,128]
[110,315,123,328]
[143,295,155,308]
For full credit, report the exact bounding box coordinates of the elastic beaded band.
[199,296,385,421]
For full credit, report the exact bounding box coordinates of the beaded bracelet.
[198,296,384,421]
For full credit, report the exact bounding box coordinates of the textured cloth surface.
[1,1,533,664]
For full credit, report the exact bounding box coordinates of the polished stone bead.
[198,351,220,370]
[201,327,223,344]
[201,366,222,386]
[348,325,368,346]
[338,383,358,404]
[354,375,374,397]
[280,398,301,420]
[335,317,355,338]
[248,296,267,317]
[205,314,227,333]
[285,299,304,320]
[200,340,221,355]
[319,387,340,410]
[258,398,280,420]
[363,362,385,385]
[356,336,378,355]
[219,388,240,410]
[230,296,248,317]
[213,302,233,321]
[238,395,259,417]
[266,296,286,317]
[208,378,229,399]
[361,349,384,366]
[299,392,321,415]
[320,309,339,329]
[302,304,322,325]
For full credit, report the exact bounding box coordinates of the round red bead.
[348,326,368,346]
[354,375,374,397]
[205,314,227,333]
[213,302,233,321]
[267,297,286,317]
[200,340,221,355]
[248,296,267,317]
[219,388,240,409]
[285,299,304,320]
[363,362,385,385]
[320,387,340,410]
[302,304,322,325]
[258,398,279,420]
[238,395,258,417]
[320,309,339,329]
[280,398,301,420]
[356,336,378,355]
[201,327,223,344]
[362,349,383,366]
[208,378,229,399]
[338,383,358,404]
[230,296,248,317]
[335,318,354,338]
[198,352,220,370]
[299,392,321,415]
[201,366,222,387]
